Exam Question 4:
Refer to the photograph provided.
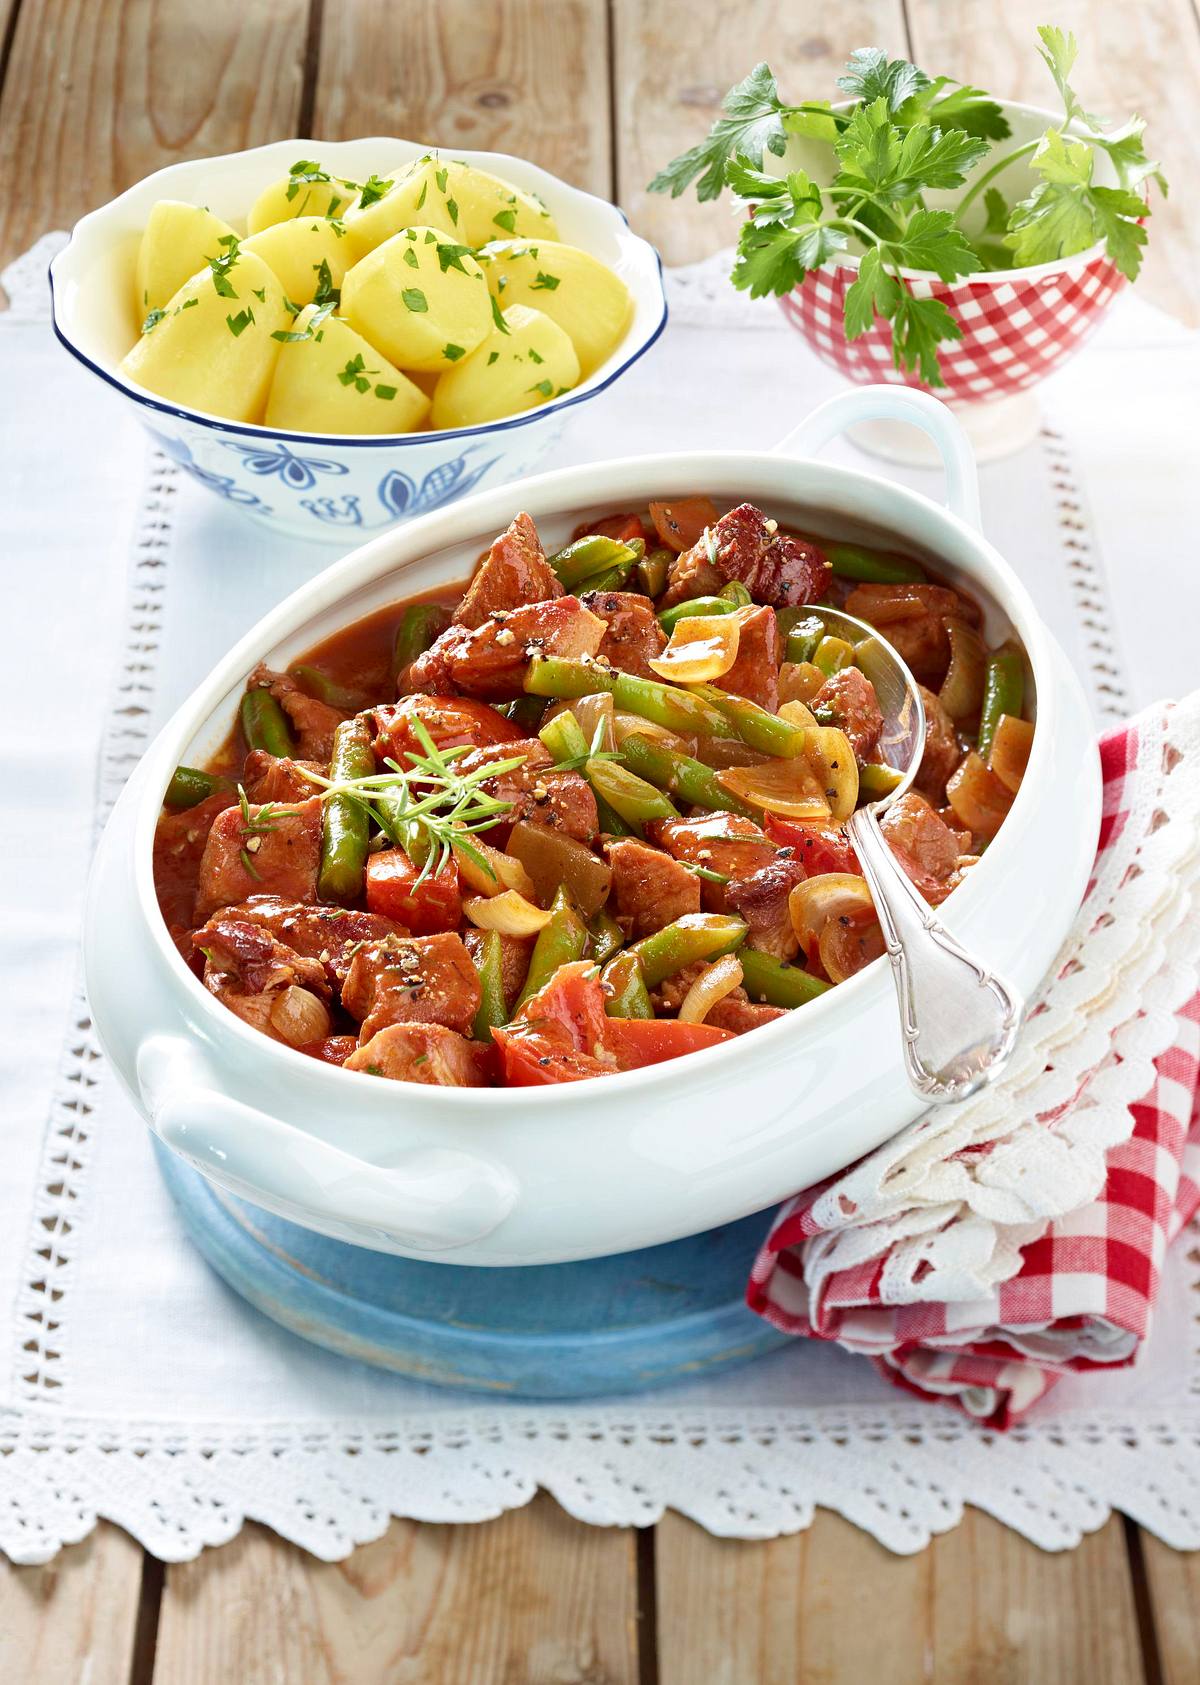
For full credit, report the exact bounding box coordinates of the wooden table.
[3,2,1199,1678]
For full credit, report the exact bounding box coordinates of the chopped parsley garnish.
[338,353,379,392]
[435,166,449,194]
[486,350,500,365]
[489,295,510,334]
[270,301,335,344]
[402,247,420,269]
[312,259,341,309]
[358,173,394,210]
[528,378,554,397]
[435,241,474,275]
[415,179,428,210]
[531,270,561,290]
[401,287,428,312]
[375,384,398,401]
[528,347,544,363]
[285,160,331,202]
[446,196,459,225]
[251,285,266,302]
[442,343,466,361]
[493,207,518,233]
[226,307,255,337]
[140,307,166,334]
[176,297,199,313]
[206,233,241,299]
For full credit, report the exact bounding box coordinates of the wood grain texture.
[611,0,909,263]
[0,1523,144,1685]
[151,1496,639,1685]
[0,0,309,275]
[312,0,611,196]
[1141,1532,1200,1685]
[654,1508,1148,1684]
[906,0,1200,325]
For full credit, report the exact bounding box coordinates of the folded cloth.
[747,702,1200,1427]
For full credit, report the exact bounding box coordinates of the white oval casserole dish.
[84,388,1101,1265]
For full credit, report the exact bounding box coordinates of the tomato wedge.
[649,496,720,553]
[765,816,860,876]
[572,511,652,547]
[603,1017,733,1068]
[492,1024,611,1085]
[365,850,462,933]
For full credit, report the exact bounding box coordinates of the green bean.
[656,595,740,635]
[472,930,509,1040]
[524,657,728,738]
[584,562,636,593]
[858,762,905,799]
[739,947,831,1009]
[585,758,679,829]
[619,733,754,816]
[549,535,642,591]
[637,548,672,598]
[784,613,827,666]
[719,580,753,607]
[503,695,548,732]
[539,709,589,765]
[608,670,727,738]
[690,685,807,758]
[977,643,1025,761]
[631,913,747,989]
[589,908,625,965]
[240,688,295,757]
[287,664,362,711]
[594,793,636,837]
[813,635,854,678]
[827,542,926,584]
[390,603,448,680]
[318,717,375,904]
[164,766,220,811]
[514,888,589,1011]
[601,951,654,1019]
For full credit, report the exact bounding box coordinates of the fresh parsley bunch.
[649,28,1165,385]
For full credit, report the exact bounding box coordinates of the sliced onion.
[452,838,536,899]
[779,660,826,705]
[788,873,874,956]
[946,750,1014,839]
[988,713,1034,793]
[677,955,744,1024]
[794,726,859,823]
[777,699,817,727]
[611,711,691,750]
[269,985,331,1048]
[939,617,988,723]
[691,735,771,770]
[547,690,615,754]
[648,613,742,683]
[463,890,553,936]
[717,756,831,820]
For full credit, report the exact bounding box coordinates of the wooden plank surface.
[1141,1531,1200,1685]
[611,0,910,264]
[654,1508,1149,1685]
[0,0,309,276]
[905,0,1200,325]
[312,0,612,196]
[0,1522,145,1685]
[151,1497,639,1685]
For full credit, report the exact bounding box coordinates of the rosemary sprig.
[297,720,528,887]
[236,784,290,879]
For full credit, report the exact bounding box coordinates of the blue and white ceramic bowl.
[50,137,668,542]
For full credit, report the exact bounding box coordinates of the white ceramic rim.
[130,447,1060,1110]
[805,99,1116,285]
[47,136,668,446]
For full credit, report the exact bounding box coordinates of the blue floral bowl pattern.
[50,137,667,542]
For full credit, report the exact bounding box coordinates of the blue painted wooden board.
[154,1141,791,1398]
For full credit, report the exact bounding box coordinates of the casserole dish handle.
[136,1036,519,1252]
[772,384,982,532]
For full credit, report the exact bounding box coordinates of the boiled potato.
[247,163,357,234]
[265,305,430,434]
[431,304,579,429]
[135,201,238,319]
[119,248,290,423]
[480,239,632,377]
[243,217,352,306]
[340,226,491,374]
[346,156,557,258]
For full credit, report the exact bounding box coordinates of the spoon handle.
[848,805,1023,1104]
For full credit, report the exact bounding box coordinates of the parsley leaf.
[530,271,561,291]
[891,292,961,385]
[442,344,466,361]
[836,47,929,113]
[435,241,475,275]
[357,173,394,210]
[1007,129,1148,278]
[903,78,1010,141]
[843,247,900,340]
[884,208,983,281]
[983,187,1010,234]
[225,307,255,337]
[648,62,790,200]
[492,207,518,233]
[732,214,847,297]
[401,287,429,313]
[140,307,166,334]
[312,259,341,309]
[490,295,510,334]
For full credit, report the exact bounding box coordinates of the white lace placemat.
[3,235,1199,1565]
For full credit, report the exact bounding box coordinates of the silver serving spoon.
[815,606,1022,1105]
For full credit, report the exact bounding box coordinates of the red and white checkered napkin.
[748,703,1200,1428]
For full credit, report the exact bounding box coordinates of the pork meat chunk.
[346,1023,485,1086]
[409,596,605,700]
[194,796,322,922]
[580,589,667,678]
[455,512,562,628]
[341,932,481,1038]
[605,838,700,939]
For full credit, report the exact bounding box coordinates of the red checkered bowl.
[777,102,1128,428]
